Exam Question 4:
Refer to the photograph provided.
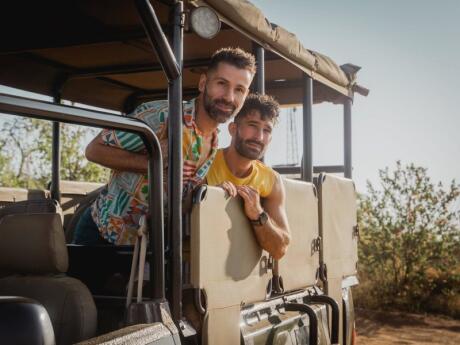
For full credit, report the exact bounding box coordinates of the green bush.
[0,116,109,188]
[355,161,460,318]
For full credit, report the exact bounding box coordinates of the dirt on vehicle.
[355,308,460,345]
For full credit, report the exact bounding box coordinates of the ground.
[355,308,460,345]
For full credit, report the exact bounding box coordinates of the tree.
[0,116,109,188]
[357,161,460,315]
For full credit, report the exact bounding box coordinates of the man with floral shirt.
[73,47,255,245]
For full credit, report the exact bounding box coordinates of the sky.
[244,0,460,192]
[1,1,459,193]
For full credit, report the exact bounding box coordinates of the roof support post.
[253,44,265,94]
[135,0,182,303]
[302,74,313,182]
[51,96,61,202]
[344,98,352,178]
[253,43,265,161]
[168,0,184,323]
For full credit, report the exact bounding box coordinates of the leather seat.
[0,209,97,345]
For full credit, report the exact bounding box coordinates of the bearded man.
[73,48,256,245]
[206,94,291,259]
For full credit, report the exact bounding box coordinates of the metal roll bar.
[306,295,340,344]
[168,0,184,323]
[285,302,318,345]
[0,93,165,300]
[135,0,180,82]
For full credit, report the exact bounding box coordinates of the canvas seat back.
[278,178,319,292]
[317,174,358,283]
[317,173,359,345]
[0,187,49,207]
[58,180,104,230]
[0,212,97,345]
[190,186,272,344]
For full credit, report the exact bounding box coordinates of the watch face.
[259,211,269,225]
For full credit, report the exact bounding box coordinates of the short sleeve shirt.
[206,149,277,198]
[91,98,218,245]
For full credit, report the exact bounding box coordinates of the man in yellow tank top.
[207,94,291,259]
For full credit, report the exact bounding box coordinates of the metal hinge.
[353,224,360,239]
[267,256,274,270]
[319,263,328,282]
[179,11,186,27]
[311,236,321,254]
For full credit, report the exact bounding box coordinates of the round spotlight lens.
[190,6,221,39]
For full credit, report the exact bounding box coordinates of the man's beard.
[203,85,237,124]
[234,131,266,160]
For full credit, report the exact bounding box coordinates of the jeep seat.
[0,187,49,207]
[58,180,104,232]
[0,212,97,345]
[191,186,273,344]
[317,173,359,345]
[278,178,319,292]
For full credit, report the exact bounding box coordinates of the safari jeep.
[0,0,368,344]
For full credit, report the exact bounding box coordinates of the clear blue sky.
[1,1,459,193]
[243,0,460,191]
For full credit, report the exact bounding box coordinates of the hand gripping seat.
[0,210,97,345]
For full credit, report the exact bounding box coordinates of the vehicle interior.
[0,0,367,344]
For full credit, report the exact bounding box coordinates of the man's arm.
[237,175,291,260]
[85,132,149,173]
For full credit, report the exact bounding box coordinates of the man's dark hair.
[208,47,256,75]
[235,93,280,124]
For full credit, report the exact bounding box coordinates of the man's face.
[230,110,274,160]
[199,62,253,123]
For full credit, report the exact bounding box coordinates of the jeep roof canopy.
[0,0,366,113]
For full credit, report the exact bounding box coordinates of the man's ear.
[198,73,207,93]
[228,122,237,137]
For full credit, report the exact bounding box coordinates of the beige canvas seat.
[59,180,104,230]
[278,178,319,292]
[191,186,272,344]
[317,173,358,344]
[0,187,49,207]
[0,212,97,345]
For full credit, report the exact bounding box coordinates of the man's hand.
[237,177,291,260]
[217,180,238,197]
[236,185,264,221]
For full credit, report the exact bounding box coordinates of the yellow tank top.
[206,149,277,198]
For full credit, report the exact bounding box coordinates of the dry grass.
[356,308,460,345]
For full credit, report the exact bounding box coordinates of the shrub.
[355,161,460,317]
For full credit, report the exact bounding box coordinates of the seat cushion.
[0,275,97,345]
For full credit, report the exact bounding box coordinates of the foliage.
[356,161,460,317]
[0,116,109,188]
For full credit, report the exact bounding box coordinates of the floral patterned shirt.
[91,98,218,245]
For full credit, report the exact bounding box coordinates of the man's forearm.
[86,139,148,173]
[252,220,290,260]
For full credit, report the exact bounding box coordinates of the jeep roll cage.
[0,0,367,336]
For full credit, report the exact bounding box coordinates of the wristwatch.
[250,211,268,226]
